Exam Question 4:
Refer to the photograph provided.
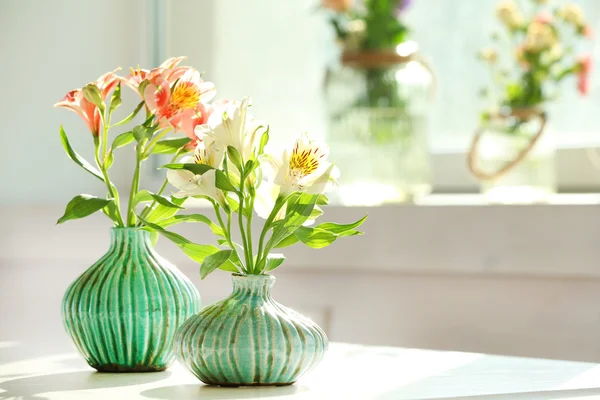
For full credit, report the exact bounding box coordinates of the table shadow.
[0,370,171,400]
[141,383,307,399]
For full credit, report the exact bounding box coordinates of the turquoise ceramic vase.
[62,227,200,372]
[175,274,328,386]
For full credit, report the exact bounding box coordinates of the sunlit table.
[2,342,600,399]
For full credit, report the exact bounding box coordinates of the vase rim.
[110,226,146,231]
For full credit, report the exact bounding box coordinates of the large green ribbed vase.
[62,227,200,372]
[174,274,328,386]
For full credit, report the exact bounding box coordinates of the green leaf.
[310,205,324,220]
[161,163,213,175]
[108,83,122,114]
[226,196,240,213]
[141,218,239,274]
[112,101,144,128]
[101,200,121,225]
[82,84,104,111]
[133,124,155,143]
[104,150,115,170]
[294,226,338,249]
[200,250,233,279]
[111,131,134,150]
[57,195,112,224]
[152,138,192,155]
[145,197,186,223]
[135,190,184,209]
[157,214,225,237]
[132,190,154,205]
[273,234,300,248]
[59,126,104,182]
[215,170,238,192]
[258,127,270,155]
[264,253,285,272]
[316,194,329,206]
[150,193,184,209]
[266,193,319,251]
[226,146,244,172]
[140,218,220,259]
[314,215,368,236]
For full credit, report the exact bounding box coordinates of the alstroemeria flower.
[179,102,212,144]
[195,98,267,162]
[167,160,226,206]
[260,133,339,197]
[193,137,224,169]
[53,69,120,136]
[577,55,592,95]
[143,69,216,131]
[54,89,101,136]
[121,56,192,93]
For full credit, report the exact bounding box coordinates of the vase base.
[92,364,168,373]
[207,381,296,387]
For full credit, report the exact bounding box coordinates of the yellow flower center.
[289,146,322,179]
[194,149,208,165]
[171,81,200,111]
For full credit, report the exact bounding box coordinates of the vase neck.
[231,274,275,297]
[108,228,152,253]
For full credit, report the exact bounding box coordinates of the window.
[159,0,600,193]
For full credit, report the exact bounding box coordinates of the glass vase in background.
[325,44,434,206]
[468,108,556,204]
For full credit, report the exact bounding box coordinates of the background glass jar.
[324,49,434,206]
[468,108,556,204]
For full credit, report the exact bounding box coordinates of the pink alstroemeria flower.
[143,69,216,133]
[121,56,191,93]
[577,55,592,95]
[53,69,120,136]
[54,90,101,136]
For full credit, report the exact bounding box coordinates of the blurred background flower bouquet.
[322,0,434,206]
[470,0,593,203]
[468,0,592,202]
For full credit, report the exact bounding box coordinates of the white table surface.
[2,342,600,400]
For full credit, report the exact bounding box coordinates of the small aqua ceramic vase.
[62,227,200,372]
[175,274,328,386]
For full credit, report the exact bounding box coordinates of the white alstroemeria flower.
[254,133,339,220]
[167,157,226,207]
[193,136,224,168]
[261,133,339,197]
[195,98,266,162]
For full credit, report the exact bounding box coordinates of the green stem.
[142,128,170,159]
[246,192,256,273]
[137,148,184,226]
[126,156,142,226]
[213,203,245,274]
[96,117,125,226]
[255,195,289,272]
[237,179,252,272]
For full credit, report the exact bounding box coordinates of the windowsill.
[3,195,600,280]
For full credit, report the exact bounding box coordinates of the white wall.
[0,0,152,205]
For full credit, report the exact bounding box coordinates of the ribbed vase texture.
[175,274,328,386]
[62,228,200,372]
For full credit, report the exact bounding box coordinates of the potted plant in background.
[54,57,210,372]
[469,0,592,203]
[142,98,367,386]
[322,0,435,206]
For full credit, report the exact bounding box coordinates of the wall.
[0,0,151,205]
